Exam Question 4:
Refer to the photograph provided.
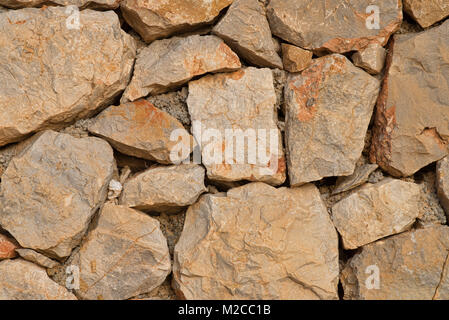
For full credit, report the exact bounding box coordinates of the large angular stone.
[0,234,18,259]
[120,164,206,213]
[212,0,282,69]
[173,182,339,300]
[331,178,421,249]
[88,100,193,164]
[342,225,449,300]
[437,156,449,218]
[74,203,171,300]
[0,131,115,258]
[0,7,136,147]
[122,35,240,102]
[0,0,120,9]
[121,0,233,43]
[0,259,76,300]
[403,0,449,28]
[370,21,449,177]
[267,0,402,54]
[284,54,380,186]
[187,68,286,185]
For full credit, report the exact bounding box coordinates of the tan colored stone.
[281,43,313,73]
[120,164,207,213]
[331,178,421,249]
[333,164,378,195]
[0,7,136,147]
[437,156,449,218]
[74,203,171,300]
[212,0,282,68]
[0,234,18,259]
[187,67,286,186]
[0,259,76,300]
[267,0,402,54]
[88,100,193,164]
[16,249,60,269]
[342,225,449,300]
[173,182,339,300]
[403,0,449,28]
[285,54,380,186]
[0,0,119,9]
[370,20,449,177]
[352,43,386,75]
[122,35,240,102]
[121,0,233,43]
[0,130,115,259]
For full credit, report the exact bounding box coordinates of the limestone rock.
[0,7,136,147]
[0,234,18,259]
[187,68,286,185]
[212,0,282,69]
[331,178,421,249]
[342,225,449,300]
[16,249,60,269]
[0,0,120,9]
[0,130,115,258]
[122,35,240,102]
[120,164,207,213]
[0,259,76,300]
[121,0,233,43]
[267,0,402,54]
[437,156,449,218]
[281,43,313,73]
[333,164,378,195]
[173,182,339,299]
[352,43,386,75]
[370,20,449,177]
[284,54,380,186]
[403,0,449,28]
[74,203,171,300]
[88,100,193,164]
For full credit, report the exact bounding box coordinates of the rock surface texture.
[74,203,171,300]
[0,7,136,146]
[0,0,120,9]
[173,182,339,299]
[352,43,386,75]
[0,131,115,258]
[281,44,313,73]
[403,0,449,28]
[267,0,402,54]
[187,67,286,185]
[284,54,380,186]
[122,35,241,102]
[0,234,18,259]
[342,225,449,300]
[371,20,449,177]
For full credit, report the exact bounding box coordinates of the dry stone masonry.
[0,0,449,301]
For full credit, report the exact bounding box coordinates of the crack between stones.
[433,249,449,300]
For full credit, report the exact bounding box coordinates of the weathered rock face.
[0,7,136,147]
[0,234,18,259]
[0,0,120,9]
[403,0,449,28]
[0,131,115,258]
[121,0,233,43]
[88,100,193,164]
[74,203,171,300]
[0,259,76,300]
[120,164,206,213]
[437,156,449,218]
[284,54,380,186]
[267,0,402,54]
[352,43,386,75]
[16,249,60,269]
[342,225,449,300]
[333,164,378,195]
[122,35,240,102]
[370,20,449,177]
[281,43,313,73]
[187,67,286,185]
[173,182,339,300]
[212,0,282,69]
[331,178,421,249]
